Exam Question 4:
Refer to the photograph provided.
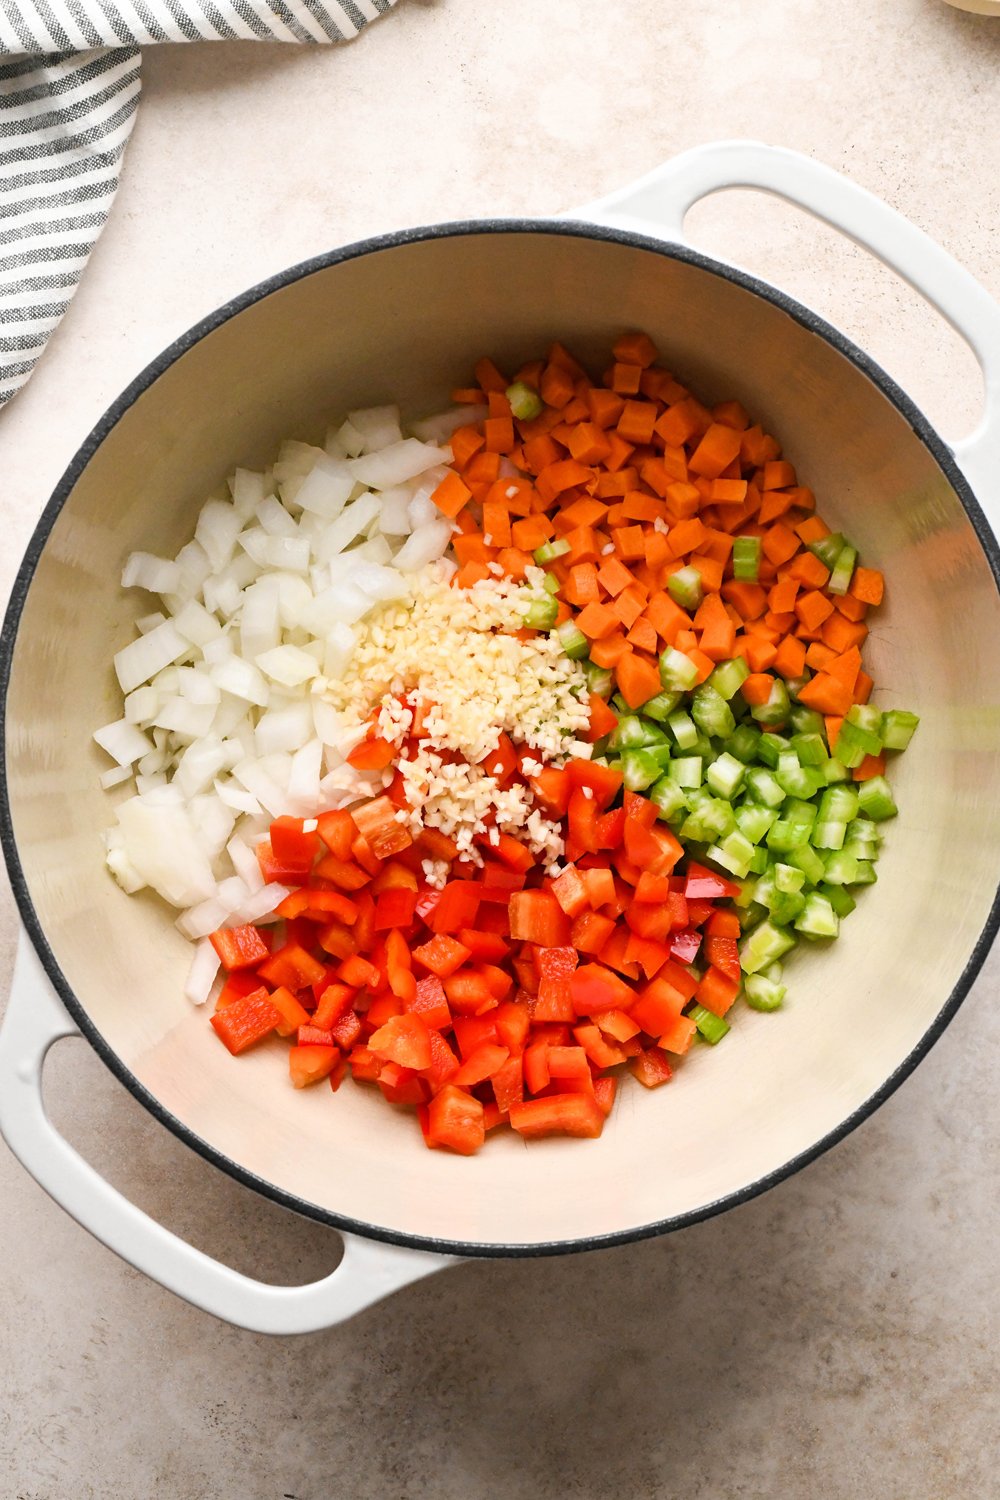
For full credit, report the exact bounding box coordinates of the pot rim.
[3,216,999,1259]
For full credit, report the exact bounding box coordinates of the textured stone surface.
[2,1,1000,1495]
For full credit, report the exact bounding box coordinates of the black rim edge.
[3,216,1000,1263]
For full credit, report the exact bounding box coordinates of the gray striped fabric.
[0,0,397,408]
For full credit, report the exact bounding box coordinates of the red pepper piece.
[427,880,482,933]
[407,974,452,1030]
[569,962,633,1016]
[411,933,471,978]
[209,923,269,971]
[288,1044,340,1087]
[269,815,320,878]
[508,1093,605,1139]
[373,888,418,931]
[259,942,327,991]
[628,1046,674,1088]
[368,1012,432,1071]
[316,808,357,861]
[210,987,281,1055]
[669,929,702,964]
[267,985,313,1037]
[452,1042,510,1087]
[491,1055,524,1114]
[508,891,571,947]
[424,1085,485,1155]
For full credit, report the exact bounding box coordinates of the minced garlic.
[324,561,591,871]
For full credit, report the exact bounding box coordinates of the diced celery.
[621,749,663,791]
[681,798,737,842]
[556,619,589,659]
[506,381,543,420]
[584,660,614,700]
[649,775,688,822]
[794,892,840,938]
[732,877,759,909]
[787,843,827,886]
[688,1003,730,1044]
[822,850,860,885]
[791,731,826,766]
[667,710,698,749]
[840,704,883,755]
[612,693,629,716]
[881,709,919,751]
[851,860,878,885]
[745,766,786,809]
[766,819,812,853]
[775,752,824,799]
[832,737,866,770]
[821,756,851,785]
[858,775,898,821]
[707,657,750,702]
[750,679,791,727]
[733,535,762,582]
[524,596,558,630]
[533,537,571,566]
[692,683,736,739]
[724,723,762,764]
[774,862,805,894]
[811,820,847,850]
[735,804,778,844]
[827,544,857,596]
[660,647,699,691]
[610,716,668,752]
[740,919,797,974]
[819,785,859,822]
[667,566,703,611]
[820,882,857,917]
[756,731,791,768]
[543,571,561,595]
[706,751,746,800]
[808,532,846,570]
[642,690,681,722]
[782,798,818,827]
[722,829,755,869]
[706,839,753,879]
[747,846,770,874]
[754,873,806,924]
[790,705,827,738]
[669,756,703,789]
[744,973,786,1011]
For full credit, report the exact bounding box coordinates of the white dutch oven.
[2,142,1000,1336]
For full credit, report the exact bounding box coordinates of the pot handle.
[578,139,1000,503]
[0,935,456,1335]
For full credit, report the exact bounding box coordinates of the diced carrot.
[564,562,601,607]
[772,635,806,679]
[598,556,634,597]
[853,752,887,781]
[741,672,776,706]
[576,601,620,640]
[795,589,835,632]
[616,652,662,710]
[431,470,472,519]
[617,400,658,446]
[589,632,632,668]
[851,566,884,605]
[796,672,854,716]
[689,423,743,479]
[762,523,799,567]
[612,330,659,367]
[794,515,830,545]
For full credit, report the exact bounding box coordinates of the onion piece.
[183,938,222,1005]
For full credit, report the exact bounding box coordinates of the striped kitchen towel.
[0,1,397,410]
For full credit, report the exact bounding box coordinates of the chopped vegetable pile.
[97,331,918,1154]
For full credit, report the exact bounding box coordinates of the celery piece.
[706,751,747,800]
[745,973,786,1011]
[708,657,750,702]
[791,731,827,766]
[642,690,681,723]
[659,646,700,691]
[745,766,786,809]
[610,716,668,752]
[808,532,846,570]
[534,537,571,566]
[649,775,688,822]
[621,748,664,792]
[787,843,827,886]
[851,860,878,886]
[766,819,812,854]
[774,862,805,894]
[667,709,699,750]
[584,661,614,700]
[740,919,797,974]
[733,535,762,582]
[543,570,562,595]
[751,678,792,727]
[724,723,763,764]
[669,756,704,789]
[820,882,857,918]
[736,805,778,845]
[556,619,589,660]
[794,892,840,938]
[747,846,770,875]
[667,566,703,611]
[756,731,791,768]
[827,544,858,596]
[811,820,847,851]
[506,381,543,421]
[819,785,859,822]
[688,1003,730,1044]
[822,850,861,886]
[858,775,898,821]
[881,709,920,751]
[790,704,827,738]
[821,756,851,785]
[692,683,736,739]
[524,596,558,630]
[775,752,824,799]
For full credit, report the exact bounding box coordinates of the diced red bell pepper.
[444,970,497,1016]
[368,1012,432,1070]
[351,832,383,877]
[570,910,617,955]
[491,1054,524,1114]
[658,1013,697,1055]
[317,921,358,961]
[625,901,674,943]
[569,962,633,1016]
[597,925,640,978]
[567,757,623,809]
[581,865,616,910]
[565,788,599,861]
[313,854,371,891]
[696,964,741,1017]
[412,933,471,978]
[586,693,619,742]
[351,794,413,858]
[425,1085,485,1155]
[573,1022,628,1069]
[316,808,357,861]
[372,859,420,894]
[456,928,510,963]
[685,862,740,899]
[479,865,526,901]
[215,970,264,1010]
[593,1008,640,1042]
[528,766,571,818]
[494,1000,530,1055]
[623,932,672,980]
[330,1010,363,1050]
[267,984,313,1037]
[269,816,320,877]
[378,1062,430,1106]
[209,923,270,971]
[255,839,309,887]
[592,1074,617,1116]
[349,1044,382,1082]
[630,974,688,1037]
[373,888,418,931]
[479,731,518,785]
[533,945,578,1022]
[288,1044,340,1087]
[633,871,673,903]
[704,934,741,983]
[259,943,327,992]
[420,1028,461,1090]
[452,1042,510,1087]
[623,819,683,874]
[523,1038,553,1095]
[550,864,589,918]
[338,954,381,989]
[277,888,361,925]
[327,1050,349,1092]
[489,832,535,873]
[297,1023,336,1046]
[508,1093,606,1139]
[546,1045,592,1083]
[452,1014,499,1059]
[628,1046,674,1088]
[384,928,416,1003]
[623,789,658,827]
[312,981,356,1031]
[210,987,281,1055]
[508,891,571,947]
[407,974,452,1030]
[595,805,626,851]
[669,929,702,964]
[428,881,482,934]
[347,736,397,771]
[705,908,742,939]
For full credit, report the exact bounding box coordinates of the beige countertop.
[2,2,1000,1496]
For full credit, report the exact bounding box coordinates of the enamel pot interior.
[4,225,1000,1255]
